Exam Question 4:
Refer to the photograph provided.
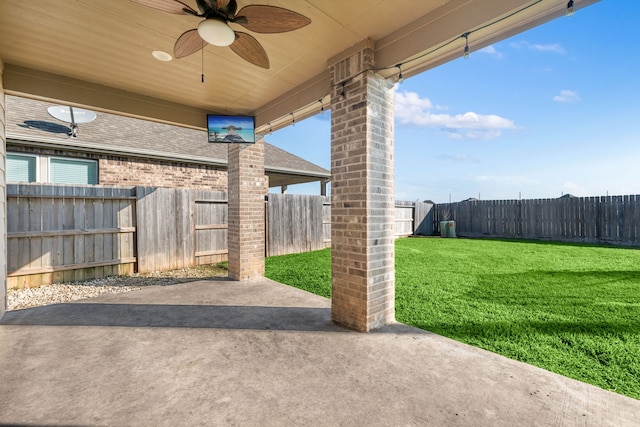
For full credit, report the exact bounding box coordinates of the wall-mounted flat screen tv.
[207,114,255,143]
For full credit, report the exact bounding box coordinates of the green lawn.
[265,238,640,400]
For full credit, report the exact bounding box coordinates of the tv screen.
[207,114,255,143]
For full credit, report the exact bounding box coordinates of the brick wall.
[329,43,396,331]
[7,145,227,191]
[227,138,266,280]
[99,157,227,190]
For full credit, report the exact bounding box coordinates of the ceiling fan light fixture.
[198,18,235,47]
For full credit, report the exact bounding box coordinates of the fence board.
[615,196,624,242]
[633,195,639,243]
[84,189,96,268]
[72,186,86,282]
[101,187,113,277]
[413,201,434,236]
[136,186,155,273]
[93,190,105,278]
[322,197,331,245]
[50,185,64,283]
[40,185,54,285]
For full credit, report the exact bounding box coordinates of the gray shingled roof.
[5,96,330,185]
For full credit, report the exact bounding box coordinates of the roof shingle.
[5,95,330,180]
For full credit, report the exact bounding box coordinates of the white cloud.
[531,43,565,54]
[395,90,516,140]
[395,91,433,112]
[510,41,565,54]
[478,45,503,59]
[553,90,581,103]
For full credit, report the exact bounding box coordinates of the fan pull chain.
[201,41,205,83]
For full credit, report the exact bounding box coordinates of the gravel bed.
[7,265,227,311]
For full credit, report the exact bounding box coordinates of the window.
[6,152,98,185]
[7,153,37,182]
[49,157,98,185]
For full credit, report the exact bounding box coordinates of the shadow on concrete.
[2,278,432,335]
[1,301,431,335]
[1,303,341,332]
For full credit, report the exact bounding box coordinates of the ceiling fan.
[132,0,311,69]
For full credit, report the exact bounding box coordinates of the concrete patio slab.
[1,277,638,426]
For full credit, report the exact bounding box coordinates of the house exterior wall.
[99,157,227,190]
[6,144,228,191]
[0,57,7,316]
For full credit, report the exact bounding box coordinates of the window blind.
[7,154,36,182]
[50,158,97,185]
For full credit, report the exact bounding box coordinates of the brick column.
[329,42,395,331]
[227,136,266,280]
[0,57,6,316]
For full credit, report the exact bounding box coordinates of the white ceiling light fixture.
[198,18,235,47]
[132,0,311,69]
[152,50,173,61]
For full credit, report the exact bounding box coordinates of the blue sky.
[266,1,640,203]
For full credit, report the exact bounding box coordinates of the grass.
[265,238,640,400]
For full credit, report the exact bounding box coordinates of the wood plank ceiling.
[0,0,597,131]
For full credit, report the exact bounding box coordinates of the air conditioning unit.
[440,221,456,238]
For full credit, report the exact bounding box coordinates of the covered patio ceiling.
[0,0,596,132]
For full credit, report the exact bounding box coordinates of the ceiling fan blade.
[230,32,270,69]
[215,0,230,9]
[235,5,311,34]
[130,0,197,15]
[174,29,207,58]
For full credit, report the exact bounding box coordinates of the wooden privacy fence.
[7,184,228,288]
[434,196,640,245]
[7,186,435,286]
[14,185,639,288]
[266,194,329,256]
[135,187,228,272]
[7,184,137,288]
[265,195,431,256]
